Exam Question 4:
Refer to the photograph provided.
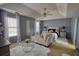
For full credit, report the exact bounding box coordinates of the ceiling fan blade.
[42,8,53,17]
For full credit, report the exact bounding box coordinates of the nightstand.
[60,31,66,38]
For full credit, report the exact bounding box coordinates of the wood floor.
[10,39,77,56]
[48,39,76,56]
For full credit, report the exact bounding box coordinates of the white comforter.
[51,33,58,40]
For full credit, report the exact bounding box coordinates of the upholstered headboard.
[48,27,59,33]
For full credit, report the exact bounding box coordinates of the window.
[7,17,18,37]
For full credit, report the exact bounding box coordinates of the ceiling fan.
[42,8,53,17]
[37,8,53,20]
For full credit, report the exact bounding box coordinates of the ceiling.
[23,3,65,20]
[0,3,79,20]
[23,3,68,16]
[23,3,79,20]
[0,3,40,18]
[24,3,57,14]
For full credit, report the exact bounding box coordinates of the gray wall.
[71,10,79,46]
[40,21,44,33]
[71,16,78,45]
[41,18,72,38]
[20,15,35,41]
[76,19,79,48]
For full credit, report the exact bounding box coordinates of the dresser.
[0,39,10,56]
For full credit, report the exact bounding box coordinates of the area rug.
[10,42,50,56]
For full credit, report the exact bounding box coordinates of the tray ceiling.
[0,3,79,20]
